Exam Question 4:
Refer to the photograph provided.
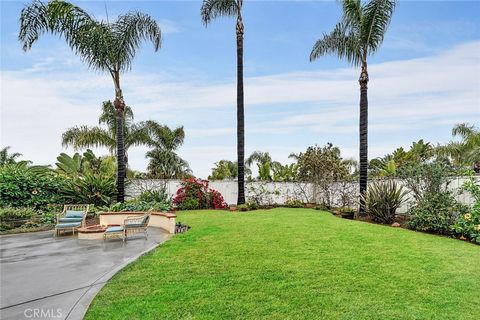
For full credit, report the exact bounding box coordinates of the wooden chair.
[124,213,150,241]
[55,204,89,236]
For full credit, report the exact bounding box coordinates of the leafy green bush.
[361,180,408,224]
[0,165,66,209]
[137,188,170,203]
[105,198,170,212]
[450,178,480,244]
[0,207,37,231]
[284,198,304,208]
[407,192,467,235]
[178,198,199,210]
[246,200,259,210]
[237,204,248,211]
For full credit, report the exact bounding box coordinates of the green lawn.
[86,208,480,320]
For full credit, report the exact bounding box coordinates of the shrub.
[284,198,304,208]
[407,192,467,235]
[105,199,171,212]
[237,204,248,211]
[0,207,37,231]
[246,200,259,210]
[361,180,408,224]
[450,177,480,244]
[0,165,66,209]
[173,178,227,210]
[178,198,200,210]
[137,188,170,203]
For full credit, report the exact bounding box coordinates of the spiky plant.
[361,180,408,224]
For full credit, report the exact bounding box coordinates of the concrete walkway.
[0,228,170,320]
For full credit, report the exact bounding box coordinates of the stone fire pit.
[77,225,119,240]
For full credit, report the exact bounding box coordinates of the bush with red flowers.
[173,177,227,210]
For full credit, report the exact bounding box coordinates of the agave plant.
[361,180,408,224]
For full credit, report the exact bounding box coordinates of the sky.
[1,0,479,178]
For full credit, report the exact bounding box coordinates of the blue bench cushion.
[65,210,85,219]
[56,222,81,228]
[105,226,124,233]
[59,217,83,223]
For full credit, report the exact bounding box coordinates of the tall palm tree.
[62,101,151,171]
[19,0,162,202]
[310,0,396,214]
[145,122,191,179]
[201,0,246,204]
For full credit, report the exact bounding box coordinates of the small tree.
[296,143,350,207]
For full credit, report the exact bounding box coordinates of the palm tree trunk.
[236,15,245,205]
[113,76,126,203]
[358,65,369,215]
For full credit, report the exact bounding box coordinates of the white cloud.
[1,41,479,178]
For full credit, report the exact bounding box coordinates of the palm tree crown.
[144,122,190,179]
[61,101,151,160]
[19,0,162,202]
[310,0,395,68]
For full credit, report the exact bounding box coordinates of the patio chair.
[55,204,89,236]
[124,213,150,241]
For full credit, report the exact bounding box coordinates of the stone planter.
[99,211,176,234]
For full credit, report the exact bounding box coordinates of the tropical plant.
[55,150,117,206]
[144,122,191,179]
[209,160,238,180]
[272,163,298,182]
[310,0,396,214]
[19,0,162,202]
[0,146,29,166]
[437,123,480,173]
[201,0,246,205]
[361,180,408,224]
[62,101,152,173]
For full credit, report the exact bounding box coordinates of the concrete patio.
[0,228,170,319]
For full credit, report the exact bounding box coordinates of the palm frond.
[19,1,161,73]
[362,0,396,54]
[452,123,475,140]
[113,11,162,72]
[310,22,362,66]
[124,121,152,149]
[201,0,238,25]
[61,125,115,153]
[342,0,363,28]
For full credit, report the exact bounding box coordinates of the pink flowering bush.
[173,177,227,210]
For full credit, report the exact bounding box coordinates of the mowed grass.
[85,208,480,320]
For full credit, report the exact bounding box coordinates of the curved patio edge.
[67,231,172,320]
